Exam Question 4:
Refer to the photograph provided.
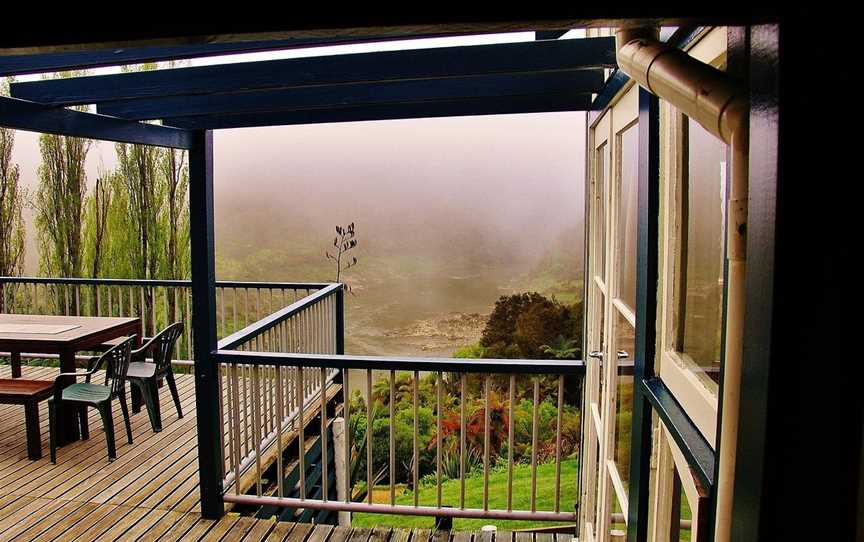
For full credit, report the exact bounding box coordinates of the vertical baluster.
[389,369,396,506]
[107,286,113,316]
[276,365,284,498]
[232,288,238,335]
[244,288,250,328]
[231,364,242,495]
[149,286,156,332]
[297,366,306,500]
[139,286,146,334]
[555,374,564,513]
[460,372,466,509]
[64,284,70,315]
[75,285,80,315]
[366,369,373,505]
[483,374,490,511]
[219,287,225,339]
[243,365,251,458]
[96,285,101,316]
[321,366,328,501]
[508,374,515,511]
[225,364,235,478]
[531,377,540,513]
[436,371,443,508]
[344,366,351,503]
[186,288,192,361]
[413,370,419,507]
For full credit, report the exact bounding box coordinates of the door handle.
[588,351,603,360]
[617,350,630,360]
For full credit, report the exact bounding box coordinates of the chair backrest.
[102,336,134,398]
[150,322,184,376]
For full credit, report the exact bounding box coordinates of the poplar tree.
[0,78,27,311]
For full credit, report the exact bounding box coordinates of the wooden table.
[0,314,141,445]
[0,379,54,459]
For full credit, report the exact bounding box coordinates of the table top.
[0,378,54,399]
[0,314,140,349]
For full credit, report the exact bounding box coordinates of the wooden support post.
[189,129,224,519]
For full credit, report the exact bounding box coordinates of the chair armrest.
[130,336,156,361]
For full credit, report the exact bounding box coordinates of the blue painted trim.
[642,377,716,489]
[0,33,483,77]
[0,96,192,149]
[97,71,601,120]
[10,38,616,106]
[164,93,591,130]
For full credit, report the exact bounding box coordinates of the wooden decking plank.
[534,534,554,542]
[0,498,70,542]
[327,525,354,542]
[452,531,473,542]
[282,521,315,542]
[240,516,278,541]
[495,532,513,542]
[200,513,241,541]
[389,528,412,542]
[431,529,451,542]
[412,529,432,542]
[92,506,167,542]
[0,494,34,522]
[370,527,393,542]
[222,516,262,541]
[28,501,101,542]
[262,520,299,542]
[53,502,123,542]
[514,533,533,542]
[140,510,201,542]
[306,524,334,542]
[473,530,491,542]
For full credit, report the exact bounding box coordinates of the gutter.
[615,26,748,542]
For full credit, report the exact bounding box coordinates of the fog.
[213,112,585,276]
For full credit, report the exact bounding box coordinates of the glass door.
[580,83,639,542]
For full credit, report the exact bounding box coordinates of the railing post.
[334,285,345,388]
[189,129,224,519]
[335,285,345,355]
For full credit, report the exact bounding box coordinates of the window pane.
[616,125,638,311]
[680,118,726,388]
[613,310,635,489]
[595,143,608,279]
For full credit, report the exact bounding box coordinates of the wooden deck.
[0,364,573,542]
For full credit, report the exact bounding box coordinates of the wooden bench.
[0,379,54,460]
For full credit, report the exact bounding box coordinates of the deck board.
[0,363,503,541]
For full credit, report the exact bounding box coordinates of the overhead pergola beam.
[0,33,485,77]
[0,96,192,149]
[535,30,570,40]
[97,71,600,121]
[162,92,590,130]
[10,38,615,107]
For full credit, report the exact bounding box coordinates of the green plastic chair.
[126,322,184,433]
[48,336,135,463]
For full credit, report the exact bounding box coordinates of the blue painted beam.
[10,37,616,106]
[535,30,569,40]
[0,96,192,149]
[97,71,601,120]
[0,33,480,77]
[163,92,590,130]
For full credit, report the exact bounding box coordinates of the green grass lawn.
[352,458,579,531]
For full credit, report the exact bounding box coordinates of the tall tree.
[33,74,92,279]
[0,78,27,311]
[82,173,112,278]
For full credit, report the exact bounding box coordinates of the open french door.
[580,83,639,542]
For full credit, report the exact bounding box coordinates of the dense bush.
[479,292,582,360]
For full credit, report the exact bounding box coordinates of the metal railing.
[216,308,590,524]
[0,276,331,364]
[219,283,343,497]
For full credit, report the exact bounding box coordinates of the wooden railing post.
[189,129,224,519]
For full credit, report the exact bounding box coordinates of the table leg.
[11,351,21,378]
[24,401,42,460]
[132,325,143,413]
[57,349,81,445]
